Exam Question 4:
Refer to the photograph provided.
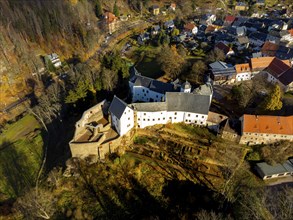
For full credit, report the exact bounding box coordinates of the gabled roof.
[209,61,230,70]
[109,96,128,120]
[104,12,117,24]
[265,57,290,78]
[250,57,275,71]
[215,42,230,54]
[235,63,251,73]
[278,68,293,86]
[225,15,236,23]
[242,114,293,135]
[238,36,249,44]
[249,32,267,42]
[166,92,210,115]
[261,41,279,56]
[256,161,293,176]
[184,23,196,31]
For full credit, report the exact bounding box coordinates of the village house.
[184,23,198,35]
[223,15,236,27]
[169,3,176,11]
[200,14,216,26]
[235,36,250,50]
[255,160,293,180]
[249,32,267,47]
[235,63,252,81]
[261,57,293,91]
[215,42,235,57]
[104,12,118,34]
[209,61,236,85]
[45,53,62,68]
[151,5,160,15]
[261,41,279,56]
[235,2,248,11]
[239,114,293,145]
[151,25,160,35]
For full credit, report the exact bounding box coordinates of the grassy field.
[0,114,43,201]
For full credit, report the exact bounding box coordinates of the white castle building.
[109,69,213,136]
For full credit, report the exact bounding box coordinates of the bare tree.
[14,188,57,220]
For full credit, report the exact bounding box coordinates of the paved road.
[96,19,149,56]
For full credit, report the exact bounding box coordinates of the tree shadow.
[0,141,35,199]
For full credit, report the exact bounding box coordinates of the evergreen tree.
[113,1,119,17]
[95,0,103,18]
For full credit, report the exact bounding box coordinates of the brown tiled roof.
[215,42,230,54]
[278,68,293,86]
[184,23,196,31]
[243,114,293,135]
[265,57,290,78]
[235,63,251,73]
[261,41,279,57]
[105,12,117,24]
[205,25,215,33]
[250,57,290,72]
[225,15,236,23]
[288,29,293,36]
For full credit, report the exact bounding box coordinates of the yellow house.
[235,2,249,11]
[151,5,160,15]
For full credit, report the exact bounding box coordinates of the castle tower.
[180,81,191,93]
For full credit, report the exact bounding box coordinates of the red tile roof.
[278,68,293,86]
[265,57,290,78]
[235,63,251,73]
[105,12,117,24]
[242,114,293,135]
[250,57,290,72]
[261,41,279,56]
[215,42,230,54]
[225,15,236,23]
[184,23,196,31]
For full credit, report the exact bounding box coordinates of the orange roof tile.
[288,29,293,36]
[261,42,279,56]
[250,57,290,72]
[184,23,196,31]
[235,63,251,73]
[242,115,293,135]
[105,12,117,24]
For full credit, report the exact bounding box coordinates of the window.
[174,117,177,119]
[188,114,190,117]
[175,112,177,115]
[153,119,155,121]
[128,117,130,120]
[138,118,140,121]
[163,118,165,120]
[196,115,198,118]
[169,117,172,119]
[202,116,204,118]
[156,95,158,98]
[185,119,188,122]
[200,122,203,124]
[189,120,191,122]
[146,90,149,93]
[143,119,146,121]
[148,119,150,121]
[127,124,131,127]
[158,118,160,121]
[144,113,146,116]
[143,89,145,92]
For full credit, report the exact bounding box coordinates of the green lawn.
[0,114,43,201]
[0,114,40,147]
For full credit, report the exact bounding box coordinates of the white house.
[131,92,211,129]
[109,96,134,136]
[129,73,181,102]
[47,53,62,68]
[235,63,252,81]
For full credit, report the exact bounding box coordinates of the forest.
[1,0,293,219]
